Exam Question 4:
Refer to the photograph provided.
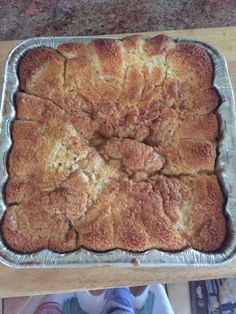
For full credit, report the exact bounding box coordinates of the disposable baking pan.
[0,35,235,268]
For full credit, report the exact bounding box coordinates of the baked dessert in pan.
[1,34,226,253]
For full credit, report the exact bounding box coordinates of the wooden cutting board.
[0,26,236,298]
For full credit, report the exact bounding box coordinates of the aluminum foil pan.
[0,35,235,268]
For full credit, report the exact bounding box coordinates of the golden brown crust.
[2,35,225,253]
[5,176,28,204]
[178,111,218,140]
[122,35,143,50]
[19,47,65,105]
[160,139,217,175]
[2,206,48,253]
[144,34,175,56]
[103,138,164,175]
[166,43,213,89]
[16,92,63,122]
[147,109,218,146]
[92,39,124,78]
[178,175,225,251]
[57,42,88,59]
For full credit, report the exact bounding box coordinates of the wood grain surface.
[0,26,236,298]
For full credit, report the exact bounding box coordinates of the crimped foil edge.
[0,35,235,268]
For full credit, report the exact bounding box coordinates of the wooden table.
[0,26,236,298]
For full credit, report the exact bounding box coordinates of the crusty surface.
[2,35,225,253]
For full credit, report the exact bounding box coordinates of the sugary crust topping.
[19,48,65,105]
[2,35,225,253]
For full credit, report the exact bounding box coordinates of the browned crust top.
[2,34,225,254]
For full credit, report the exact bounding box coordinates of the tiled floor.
[1,283,191,314]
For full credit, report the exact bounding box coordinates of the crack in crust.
[2,34,226,253]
